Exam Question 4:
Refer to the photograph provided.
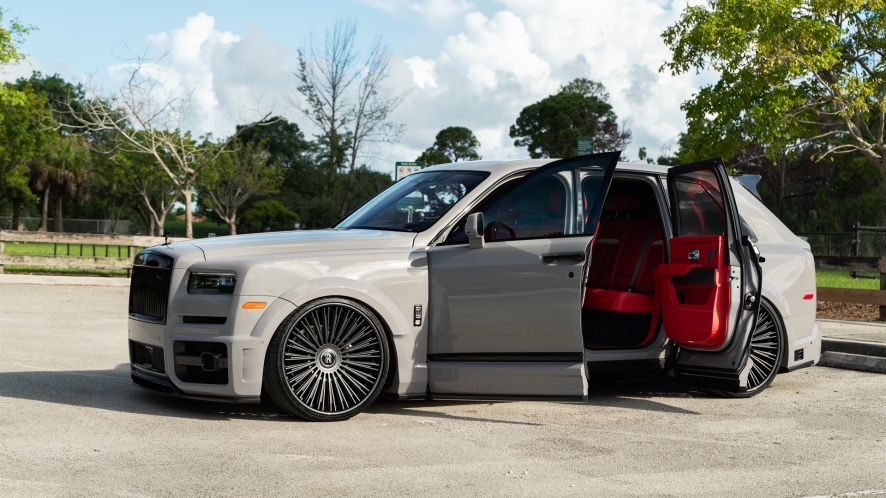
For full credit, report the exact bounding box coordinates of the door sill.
[429,393,586,402]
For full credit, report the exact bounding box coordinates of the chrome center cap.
[315,346,342,373]
[320,351,335,367]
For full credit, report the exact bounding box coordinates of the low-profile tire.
[263,297,390,421]
[710,298,784,398]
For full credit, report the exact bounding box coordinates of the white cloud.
[405,56,438,88]
[107,13,294,137]
[379,0,712,163]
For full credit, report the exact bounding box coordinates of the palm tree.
[42,136,92,232]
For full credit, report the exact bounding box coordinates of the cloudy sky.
[4,0,710,174]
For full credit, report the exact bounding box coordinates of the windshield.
[337,171,489,232]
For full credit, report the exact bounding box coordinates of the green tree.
[509,78,631,158]
[40,136,92,232]
[199,140,285,235]
[295,19,405,218]
[0,85,52,229]
[0,12,33,108]
[416,126,482,166]
[661,0,886,177]
[239,200,299,229]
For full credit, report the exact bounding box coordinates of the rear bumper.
[782,322,822,372]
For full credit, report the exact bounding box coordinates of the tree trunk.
[54,195,64,233]
[38,188,50,232]
[148,216,155,237]
[182,187,194,239]
[228,220,237,236]
[340,155,357,218]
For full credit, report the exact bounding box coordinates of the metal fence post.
[851,222,861,278]
[880,257,886,321]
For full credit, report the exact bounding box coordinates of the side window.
[672,169,726,237]
[483,173,569,241]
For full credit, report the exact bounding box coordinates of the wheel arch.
[759,281,791,371]
[249,277,421,397]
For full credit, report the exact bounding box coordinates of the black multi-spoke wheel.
[712,299,784,398]
[264,297,389,421]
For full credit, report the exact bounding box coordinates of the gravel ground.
[1,283,885,498]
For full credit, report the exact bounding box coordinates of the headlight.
[188,272,236,295]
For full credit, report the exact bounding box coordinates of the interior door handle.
[541,252,585,263]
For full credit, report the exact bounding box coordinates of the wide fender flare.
[245,277,423,396]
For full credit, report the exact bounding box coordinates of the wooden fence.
[0,231,188,276]
[815,256,886,319]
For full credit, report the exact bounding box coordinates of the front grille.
[130,340,166,374]
[129,265,172,322]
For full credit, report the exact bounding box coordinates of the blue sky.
[3,0,708,173]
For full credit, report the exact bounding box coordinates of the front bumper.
[128,294,296,400]
[131,367,260,404]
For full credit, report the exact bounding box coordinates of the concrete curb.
[818,351,886,374]
[0,274,130,287]
[822,338,886,358]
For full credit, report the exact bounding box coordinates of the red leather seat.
[583,194,663,346]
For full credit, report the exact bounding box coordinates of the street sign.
[577,137,594,156]
[395,161,424,181]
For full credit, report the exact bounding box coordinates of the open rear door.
[657,159,764,392]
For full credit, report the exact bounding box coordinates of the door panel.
[658,235,730,348]
[426,152,620,397]
[663,160,764,391]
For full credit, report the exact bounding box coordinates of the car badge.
[688,249,700,261]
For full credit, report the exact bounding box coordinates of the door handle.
[541,252,585,263]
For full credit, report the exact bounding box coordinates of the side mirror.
[465,212,485,249]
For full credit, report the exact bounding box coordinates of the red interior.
[655,236,730,349]
[583,194,664,347]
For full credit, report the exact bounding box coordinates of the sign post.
[577,137,594,156]
[395,161,424,181]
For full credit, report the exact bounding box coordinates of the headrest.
[604,195,640,211]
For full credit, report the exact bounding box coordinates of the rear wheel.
[264,297,390,421]
[710,299,784,398]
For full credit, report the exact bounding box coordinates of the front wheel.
[264,297,390,421]
[710,298,784,398]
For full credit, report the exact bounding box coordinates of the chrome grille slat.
[129,265,172,323]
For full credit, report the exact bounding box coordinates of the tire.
[710,298,785,398]
[263,297,390,421]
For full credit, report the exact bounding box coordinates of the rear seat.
[583,194,664,343]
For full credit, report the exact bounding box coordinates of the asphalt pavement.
[1,282,885,497]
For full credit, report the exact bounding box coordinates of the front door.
[426,152,620,398]
[658,160,764,392]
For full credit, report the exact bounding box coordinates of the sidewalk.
[818,319,886,374]
[818,319,886,344]
[0,273,130,287]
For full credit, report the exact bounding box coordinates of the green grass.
[816,270,879,290]
[4,265,128,277]
[2,242,138,257]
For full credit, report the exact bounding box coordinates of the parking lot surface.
[1,283,885,497]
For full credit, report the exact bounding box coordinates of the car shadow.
[0,365,704,420]
[0,364,292,421]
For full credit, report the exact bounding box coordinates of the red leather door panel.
[656,235,730,349]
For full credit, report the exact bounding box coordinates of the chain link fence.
[797,223,886,279]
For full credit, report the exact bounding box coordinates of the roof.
[421,158,671,176]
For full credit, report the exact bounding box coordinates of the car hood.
[180,229,418,262]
